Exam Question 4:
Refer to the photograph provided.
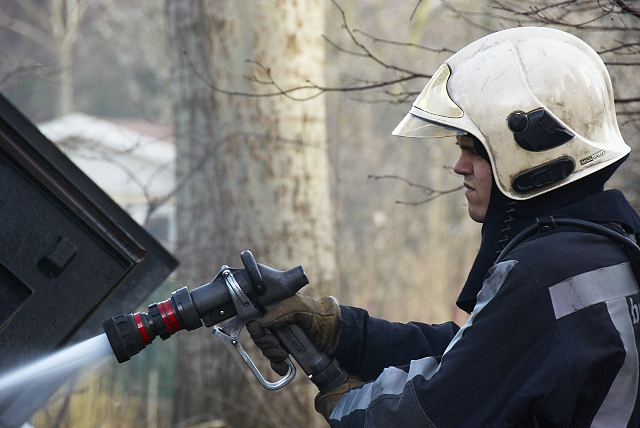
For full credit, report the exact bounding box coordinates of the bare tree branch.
[440,0,640,107]
[598,41,640,54]
[179,0,434,104]
[0,63,50,87]
[614,0,640,19]
[352,28,456,55]
[368,174,463,205]
[487,0,640,31]
[616,96,640,103]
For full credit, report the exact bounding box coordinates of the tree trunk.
[165,1,335,427]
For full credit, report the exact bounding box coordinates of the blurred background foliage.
[1,0,639,426]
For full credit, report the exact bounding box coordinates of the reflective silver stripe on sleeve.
[548,262,638,319]
[591,297,639,427]
[330,260,520,423]
[331,381,375,419]
[330,360,440,420]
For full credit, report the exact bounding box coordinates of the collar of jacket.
[456,156,637,313]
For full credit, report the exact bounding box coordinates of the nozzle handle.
[273,324,349,394]
[213,319,297,390]
[213,265,298,390]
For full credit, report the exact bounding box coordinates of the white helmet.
[392,27,630,200]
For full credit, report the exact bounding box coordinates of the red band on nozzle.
[159,300,181,334]
[133,313,152,344]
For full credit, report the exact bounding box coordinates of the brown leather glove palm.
[261,294,342,356]
[249,294,356,422]
[247,294,342,376]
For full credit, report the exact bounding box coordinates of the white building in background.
[38,112,177,252]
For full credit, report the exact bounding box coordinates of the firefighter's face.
[453,135,492,223]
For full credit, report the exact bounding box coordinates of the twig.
[179,0,430,103]
[368,174,462,205]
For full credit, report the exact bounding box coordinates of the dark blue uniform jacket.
[329,190,640,427]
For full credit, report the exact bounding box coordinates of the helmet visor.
[392,64,465,138]
[392,111,466,138]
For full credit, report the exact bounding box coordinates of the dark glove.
[246,320,290,376]
[260,294,342,356]
[314,375,365,420]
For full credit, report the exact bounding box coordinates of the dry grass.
[30,362,171,428]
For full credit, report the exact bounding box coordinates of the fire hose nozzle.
[102,251,348,393]
[102,287,201,363]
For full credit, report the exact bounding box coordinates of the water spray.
[102,250,348,394]
[0,334,113,426]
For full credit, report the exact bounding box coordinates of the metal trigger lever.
[212,266,296,390]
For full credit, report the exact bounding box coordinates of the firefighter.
[249,26,640,426]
